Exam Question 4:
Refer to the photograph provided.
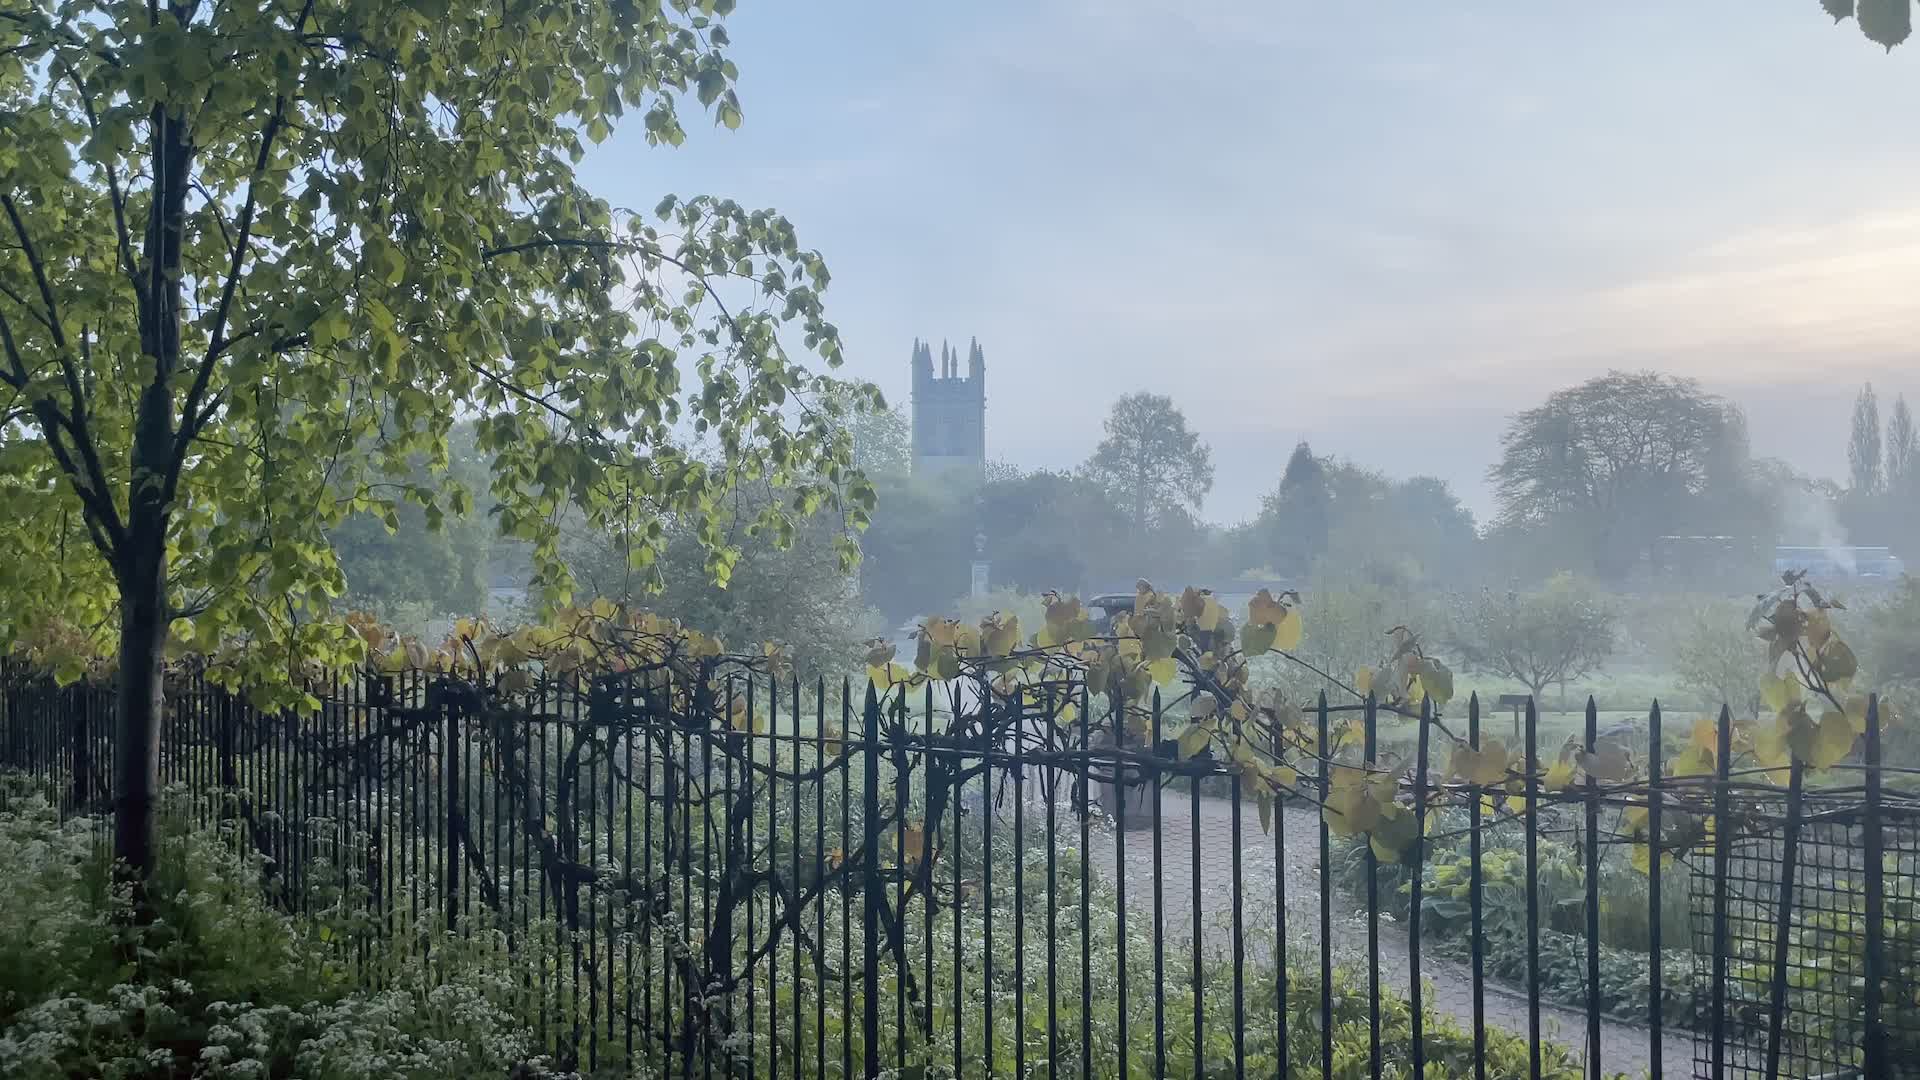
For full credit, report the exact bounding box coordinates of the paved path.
[1079,794,1698,1078]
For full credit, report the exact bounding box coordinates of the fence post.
[1709,704,1733,1080]
[860,682,881,1079]
[1763,756,1804,1078]
[1523,696,1542,1080]
[445,693,462,931]
[1410,694,1432,1080]
[1582,696,1602,1075]
[1646,700,1665,1080]
[68,685,91,811]
[1863,694,1886,1078]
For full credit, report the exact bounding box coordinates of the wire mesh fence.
[2,658,1917,1079]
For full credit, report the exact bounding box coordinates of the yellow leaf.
[1147,657,1178,686]
[1810,708,1856,769]
[1257,793,1274,835]
[1272,608,1303,652]
[1843,695,1873,735]
[1630,842,1672,875]
[1197,595,1225,633]
[1621,804,1649,837]
[1761,673,1802,712]
[1671,744,1715,778]
[1247,588,1288,628]
[1419,658,1454,706]
[822,724,846,758]
[1689,718,1718,754]
[1752,713,1788,755]
[1354,666,1374,695]
[1449,739,1509,786]
[1543,758,1576,792]
[1177,724,1212,761]
[1268,764,1298,792]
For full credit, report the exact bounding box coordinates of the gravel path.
[1080,794,1699,1078]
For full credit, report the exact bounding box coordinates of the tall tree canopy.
[1849,382,1883,495]
[1082,391,1213,528]
[0,0,870,879]
[1260,441,1330,577]
[1885,394,1915,494]
[1490,371,1747,580]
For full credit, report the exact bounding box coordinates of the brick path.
[1080,794,1700,1079]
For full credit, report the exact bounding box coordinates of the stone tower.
[910,337,986,480]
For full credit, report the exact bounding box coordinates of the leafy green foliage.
[1449,573,1618,703]
[1490,372,1756,581]
[0,794,564,1078]
[0,0,871,705]
[1666,598,1769,720]
[1082,392,1214,528]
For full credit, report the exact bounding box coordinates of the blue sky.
[581,2,1920,523]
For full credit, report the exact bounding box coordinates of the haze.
[581,1,1920,522]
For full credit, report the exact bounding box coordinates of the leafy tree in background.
[1822,0,1915,51]
[1450,573,1618,709]
[842,397,912,479]
[1886,394,1916,494]
[0,2,867,883]
[1491,371,1749,581]
[1082,392,1213,528]
[1668,599,1768,718]
[1862,577,1920,711]
[564,495,877,676]
[979,469,1128,595]
[330,422,493,618]
[1260,442,1330,577]
[855,472,973,624]
[1849,382,1883,496]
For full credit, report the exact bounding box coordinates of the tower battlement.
[910,337,986,480]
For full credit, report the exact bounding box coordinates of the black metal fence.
[2,662,1918,1079]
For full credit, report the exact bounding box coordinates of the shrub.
[0,793,568,1080]
[1333,812,1704,1028]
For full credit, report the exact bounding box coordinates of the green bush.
[0,778,1612,1079]
[0,791,568,1079]
[1333,812,1705,1028]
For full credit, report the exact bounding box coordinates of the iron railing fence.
[2,661,1917,1079]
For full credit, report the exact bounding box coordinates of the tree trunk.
[112,93,191,889]
[113,544,168,886]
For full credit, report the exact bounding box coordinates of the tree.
[1667,599,1768,718]
[564,495,878,677]
[855,472,974,623]
[835,391,910,479]
[1887,394,1917,494]
[1082,392,1213,528]
[0,4,868,883]
[1821,0,1914,51]
[1490,371,1746,580]
[1850,383,1883,495]
[331,421,493,619]
[1449,573,1617,707]
[1260,442,1330,576]
[978,469,1129,594]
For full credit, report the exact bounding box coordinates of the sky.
[581,1,1920,524]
